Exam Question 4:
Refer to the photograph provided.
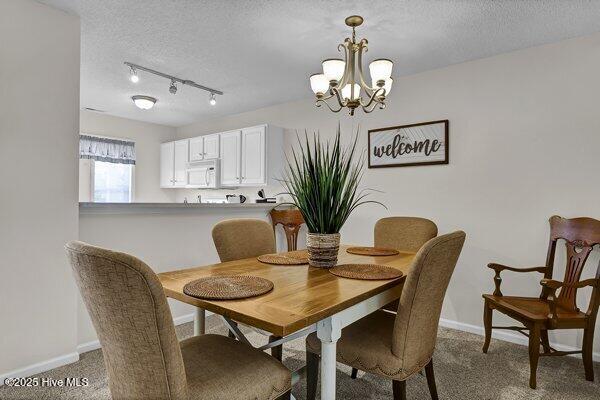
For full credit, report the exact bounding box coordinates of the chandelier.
[310,15,394,116]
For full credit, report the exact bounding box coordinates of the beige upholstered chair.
[211,218,283,357]
[212,219,276,262]
[305,231,466,400]
[66,241,291,400]
[375,216,438,252]
[376,217,438,322]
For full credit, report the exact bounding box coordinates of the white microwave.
[186,159,220,189]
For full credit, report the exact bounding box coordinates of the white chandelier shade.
[309,15,394,115]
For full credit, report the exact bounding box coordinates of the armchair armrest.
[487,263,549,296]
[540,278,600,325]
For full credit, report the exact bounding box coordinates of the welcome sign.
[368,120,449,168]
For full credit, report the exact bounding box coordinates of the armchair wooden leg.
[483,300,493,353]
[351,367,358,379]
[425,359,439,400]
[269,335,283,361]
[392,380,407,400]
[306,351,319,400]
[582,326,595,381]
[540,330,551,354]
[528,324,541,389]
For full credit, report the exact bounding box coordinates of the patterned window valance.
[79,135,136,165]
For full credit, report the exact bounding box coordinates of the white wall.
[177,33,600,356]
[79,110,177,202]
[77,207,278,346]
[0,0,80,378]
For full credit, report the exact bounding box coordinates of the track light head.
[169,80,177,94]
[209,93,216,106]
[129,66,139,83]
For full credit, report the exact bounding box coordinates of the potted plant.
[280,127,384,268]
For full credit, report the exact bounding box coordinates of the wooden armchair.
[482,216,600,389]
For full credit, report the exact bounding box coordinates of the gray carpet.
[1,316,598,399]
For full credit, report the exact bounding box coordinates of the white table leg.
[317,316,342,400]
[193,308,205,336]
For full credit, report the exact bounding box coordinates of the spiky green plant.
[279,127,384,234]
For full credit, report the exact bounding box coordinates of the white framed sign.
[368,120,449,168]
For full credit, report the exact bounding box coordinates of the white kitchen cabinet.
[219,130,241,186]
[219,124,283,187]
[188,136,204,162]
[160,139,189,188]
[203,133,220,159]
[241,126,266,185]
[189,133,220,162]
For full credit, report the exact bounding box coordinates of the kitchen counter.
[79,202,280,214]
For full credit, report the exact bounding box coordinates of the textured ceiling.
[38,0,600,127]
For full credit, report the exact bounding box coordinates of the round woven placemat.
[346,246,400,256]
[183,276,274,300]
[257,250,309,265]
[329,264,403,280]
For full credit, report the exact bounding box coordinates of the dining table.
[158,245,416,400]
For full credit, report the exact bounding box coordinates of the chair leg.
[277,390,291,400]
[528,324,541,389]
[425,359,439,400]
[269,335,283,361]
[392,380,407,400]
[582,326,595,381]
[306,351,319,400]
[351,367,358,379]
[227,321,238,339]
[540,330,551,354]
[483,300,493,353]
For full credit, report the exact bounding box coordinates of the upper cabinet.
[160,139,189,188]
[241,126,266,185]
[160,124,283,189]
[219,130,241,186]
[189,133,220,162]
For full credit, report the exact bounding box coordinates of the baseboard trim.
[76,312,198,355]
[0,352,79,385]
[439,318,600,362]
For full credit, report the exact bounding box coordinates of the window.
[79,134,136,203]
[92,161,134,203]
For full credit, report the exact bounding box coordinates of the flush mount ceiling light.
[132,95,156,110]
[310,15,394,115]
[124,62,223,106]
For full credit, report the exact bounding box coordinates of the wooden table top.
[158,245,415,336]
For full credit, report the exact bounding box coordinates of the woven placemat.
[346,246,400,256]
[329,264,403,280]
[257,250,309,265]
[183,276,274,300]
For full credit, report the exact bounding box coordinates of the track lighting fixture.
[129,66,139,83]
[124,62,223,107]
[169,80,177,94]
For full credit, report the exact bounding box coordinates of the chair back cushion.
[212,219,276,262]
[375,217,438,252]
[392,231,466,373]
[65,241,188,400]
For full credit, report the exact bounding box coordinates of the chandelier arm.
[360,87,385,108]
[337,40,352,89]
[356,39,373,96]
[362,99,385,114]
[316,98,343,113]
[331,86,348,108]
